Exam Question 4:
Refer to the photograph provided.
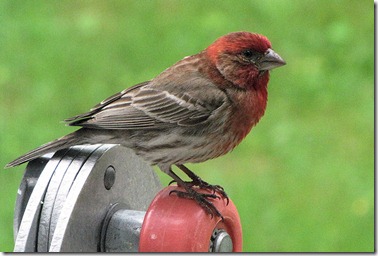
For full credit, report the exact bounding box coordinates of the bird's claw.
[199,183,229,205]
[169,179,229,205]
[169,189,224,220]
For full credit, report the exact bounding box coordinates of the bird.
[6,31,285,218]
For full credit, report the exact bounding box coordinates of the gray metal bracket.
[13,144,162,252]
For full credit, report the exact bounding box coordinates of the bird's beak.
[258,48,286,71]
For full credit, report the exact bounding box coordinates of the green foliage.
[0,0,373,252]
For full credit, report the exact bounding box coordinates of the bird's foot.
[193,179,229,205]
[169,178,229,205]
[169,187,223,220]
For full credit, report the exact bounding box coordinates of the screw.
[104,166,116,190]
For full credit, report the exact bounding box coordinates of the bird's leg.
[167,168,223,219]
[173,164,229,205]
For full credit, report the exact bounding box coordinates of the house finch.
[6,32,285,218]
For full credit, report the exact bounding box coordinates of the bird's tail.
[5,129,89,168]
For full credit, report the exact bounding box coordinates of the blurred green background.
[0,0,373,252]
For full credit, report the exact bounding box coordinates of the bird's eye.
[242,50,254,58]
[240,49,262,64]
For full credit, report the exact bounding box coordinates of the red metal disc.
[139,185,242,252]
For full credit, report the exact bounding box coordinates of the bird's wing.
[64,78,228,129]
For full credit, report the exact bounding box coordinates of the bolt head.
[104,166,116,190]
